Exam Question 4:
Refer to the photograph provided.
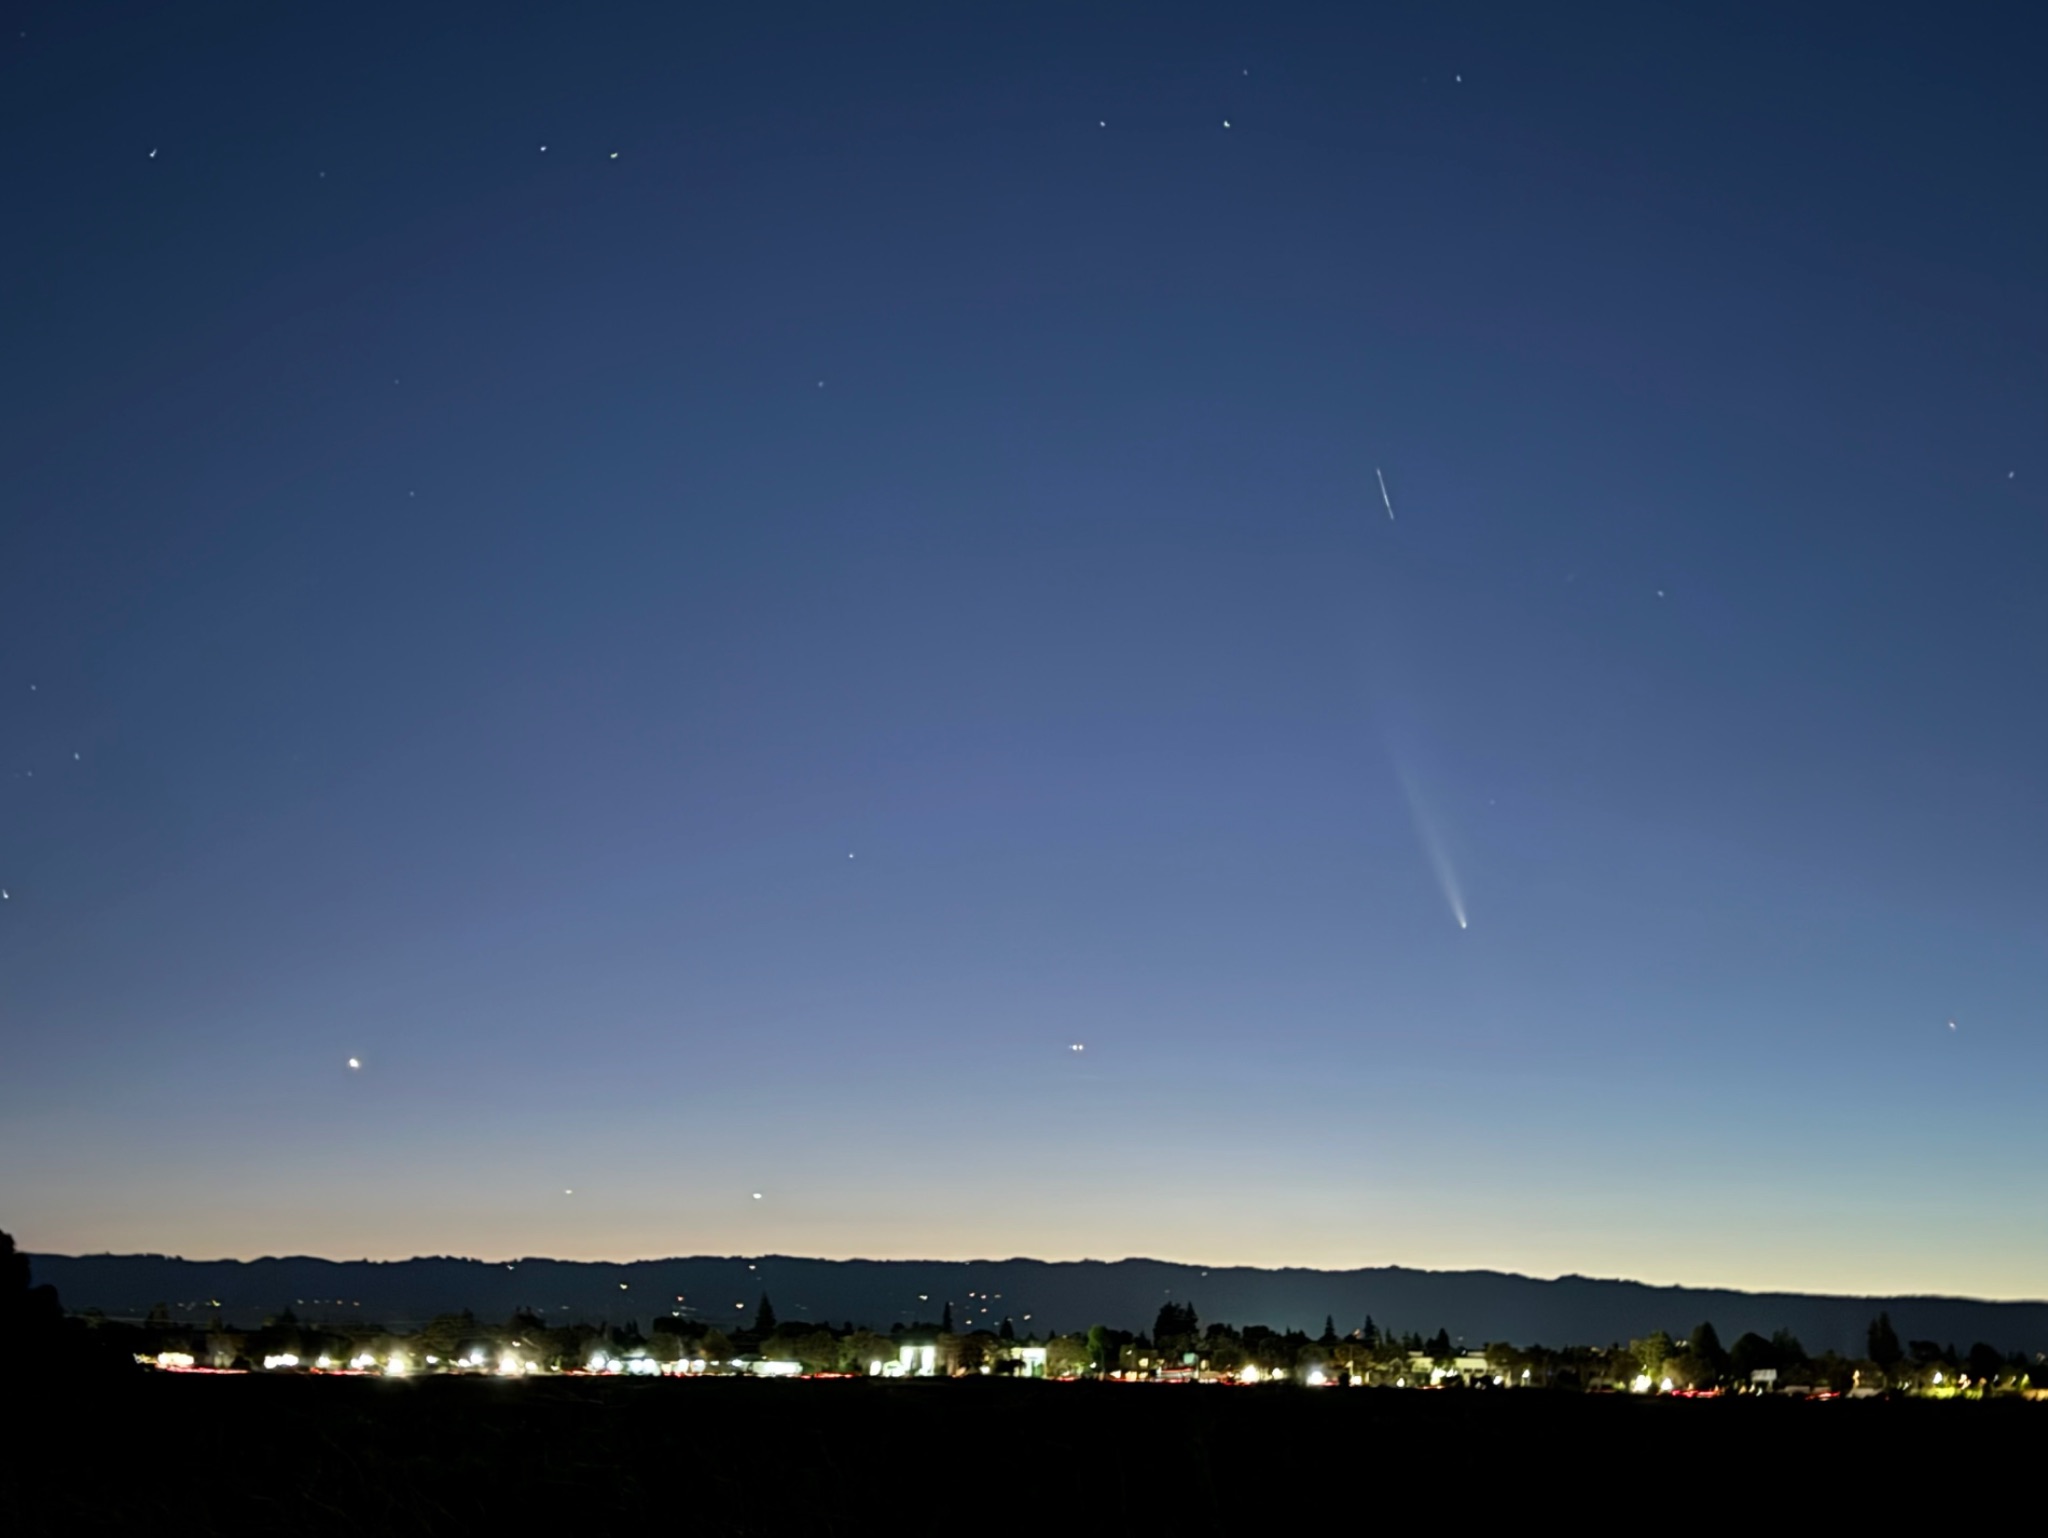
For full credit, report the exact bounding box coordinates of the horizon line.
[30,1249,2048,1308]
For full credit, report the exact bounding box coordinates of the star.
[1222,120,1231,128]
[347,1057,360,1069]
[148,148,157,158]
[609,151,619,159]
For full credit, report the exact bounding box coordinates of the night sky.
[3,3,2043,1298]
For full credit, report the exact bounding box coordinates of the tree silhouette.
[1966,1342,2004,1382]
[1,1229,133,1379]
[0,1229,64,1363]
[1152,1301,1197,1346]
[1867,1313,1903,1369]
[1688,1321,1728,1377]
[940,1301,953,1333]
[753,1295,777,1333]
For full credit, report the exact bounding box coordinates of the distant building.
[873,1343,937,1378]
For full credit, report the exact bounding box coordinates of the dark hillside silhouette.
[29,1250,2048,1356]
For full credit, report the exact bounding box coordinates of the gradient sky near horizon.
[3,2,2044,1298]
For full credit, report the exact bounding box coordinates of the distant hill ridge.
[29,1252,2048,1355]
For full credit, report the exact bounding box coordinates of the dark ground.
[6,1376,2038,1534]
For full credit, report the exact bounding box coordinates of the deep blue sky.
[3,2,2043,1296]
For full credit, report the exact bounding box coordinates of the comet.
[1375,467,1394,520]
[1392,757,1468,930]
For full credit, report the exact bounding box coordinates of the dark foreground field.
[7,1376,2039,1534]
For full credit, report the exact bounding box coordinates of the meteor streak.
[1375,467,1394,520]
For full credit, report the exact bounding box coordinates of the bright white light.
[1239,1366,1261,1384]
[156,1352,195,1370]
[315,1355,333,1370]
[349,1353,377,1371]
[1660,1377,1673,1393]
[1306,1368,1327,1386]
[1631,1374,1652,1394]
[262,1354,300,1370]
[347,1058,360,1069]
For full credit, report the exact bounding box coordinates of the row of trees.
[1611,1316,2038,1393]
[25,1260,2045,1395]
